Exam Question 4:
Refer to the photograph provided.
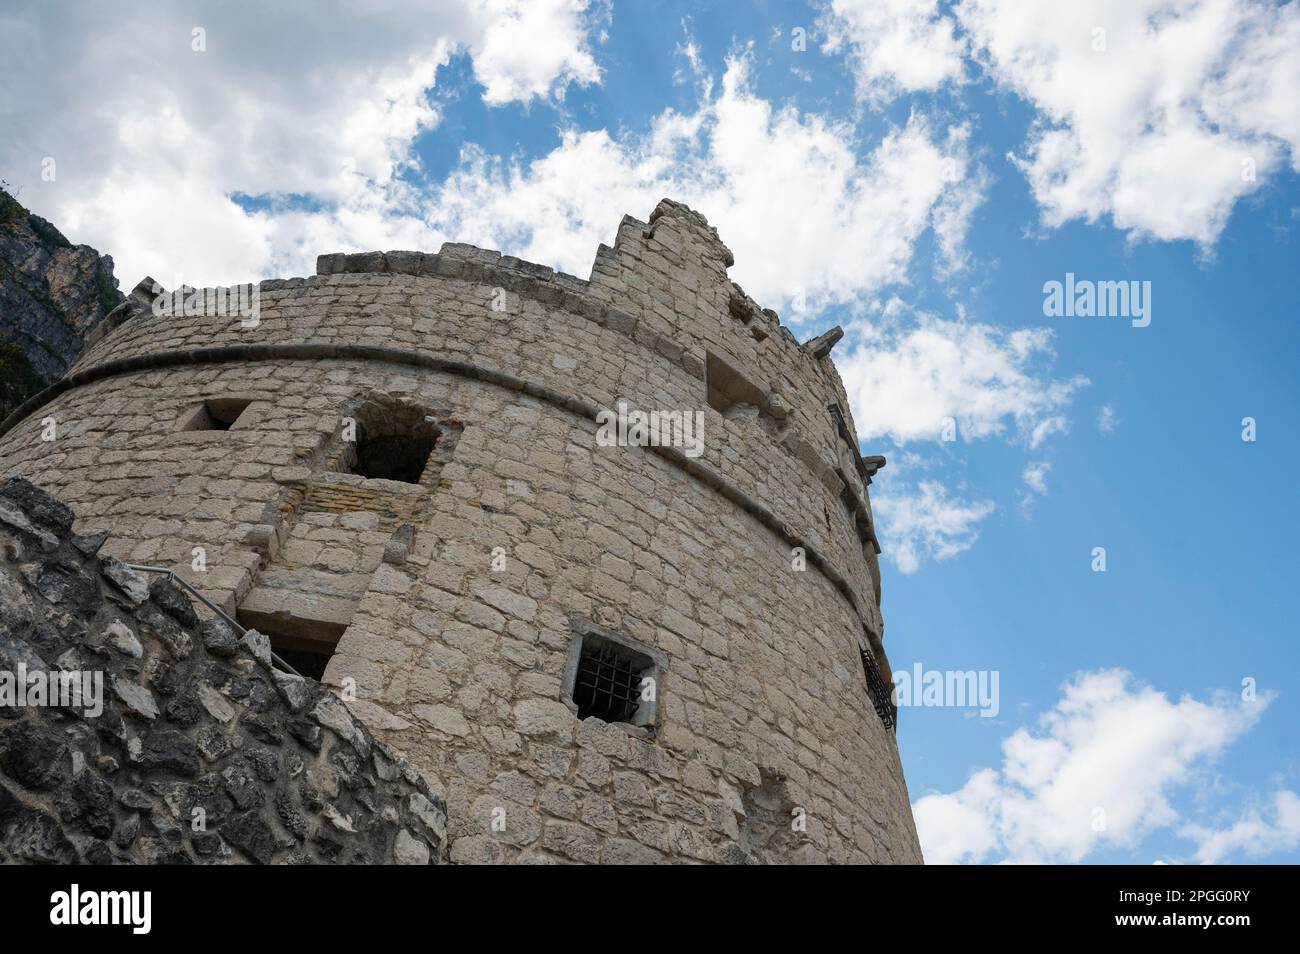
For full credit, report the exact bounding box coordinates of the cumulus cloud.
[819,0,966,104]
[0,0,605,285]
[0,5,980,315]
[421,54,982,317]
[872,478,995,574]
[469,0,604,104]
[914,670,1267,864]
[837,303,1084,570]
[1180,790,1300,864]
[957,0,1300,246]
[837,314,1087,446]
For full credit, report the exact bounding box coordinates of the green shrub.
[93,267,122,313]
[0,342,48,421]
[0,189,24,228]
[26,213,72,249]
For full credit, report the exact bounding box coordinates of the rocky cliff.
[0,477,447,864]
[0,188,124,419]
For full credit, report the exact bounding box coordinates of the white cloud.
[1028,415,1070,449]
[932,162,988,278]
[1097,404,1118,435]
[0,0,605,286]
[837,304,1084,571]
[1180,790,1300,864]
[819,0,966,104]
[0,8,980,315]
[957,0,1300,246]
[1017,460,1051,516]
[421,54,982,317]
[914,670,1267,864]
[1022,461,1050,495]
[469,0,604,104]
[837,315,1087,445]
[873,478,995,574]
[672,20,710,89]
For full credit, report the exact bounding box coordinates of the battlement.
[307,198,823,381]
[79,201,844,395]
[59,201,882,584]
[307,200,867,493]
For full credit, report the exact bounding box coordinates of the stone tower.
[0,199,922,863]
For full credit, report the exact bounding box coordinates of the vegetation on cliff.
[0,184,123,395]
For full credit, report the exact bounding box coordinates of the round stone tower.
[0,199,922,863]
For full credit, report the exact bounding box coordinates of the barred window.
[860,646,897,731]
[563,621,666,728]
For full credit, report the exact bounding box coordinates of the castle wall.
[0,201,921,863]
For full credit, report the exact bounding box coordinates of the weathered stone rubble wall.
[0,200,922,863]
[0,477,447,864]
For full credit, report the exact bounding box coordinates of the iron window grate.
[573,640,645,723]
[860,647,897,731]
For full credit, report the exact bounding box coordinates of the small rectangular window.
[236,610,345,682]
[564,621,666,728]
[181,398,252,432]
[575,640,647,722]
[343,396,438,484]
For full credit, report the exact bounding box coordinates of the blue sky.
[3,0,1298,863]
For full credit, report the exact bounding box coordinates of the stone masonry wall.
[0,200,922,863]
[0,477,447,864]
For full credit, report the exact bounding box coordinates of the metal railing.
[125,564,301,677]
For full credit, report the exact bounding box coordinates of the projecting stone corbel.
[803,325,844,359]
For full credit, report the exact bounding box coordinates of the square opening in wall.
[181,398,253,432]
[344,398,438,484]
[235,609,345,682]
[564,621,666,728]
